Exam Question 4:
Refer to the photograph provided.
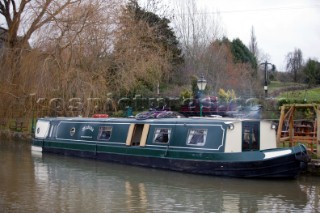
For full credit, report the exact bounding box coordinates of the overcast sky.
[145,0,320,71]
[1,1,319,71]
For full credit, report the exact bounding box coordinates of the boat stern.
[260,144,311,177]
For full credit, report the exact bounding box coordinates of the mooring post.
[277,105,285,145]
[288,106,295,147]
[317,107,320,158]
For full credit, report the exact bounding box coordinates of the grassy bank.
[268,81,320,102]
[277,87,320,102]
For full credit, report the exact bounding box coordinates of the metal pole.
[200,98,203,117]
[32,109,35,133]
[264,61,268,98]
[197,75,206,117]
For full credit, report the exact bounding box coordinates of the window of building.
[98,126,112,141]
[187,129,207,146]
[153,128,171,144]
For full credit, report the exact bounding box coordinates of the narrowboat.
[32,112,310,178]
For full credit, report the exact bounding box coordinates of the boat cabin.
[35,117,277,154]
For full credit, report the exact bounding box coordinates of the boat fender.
[294,144,311,163]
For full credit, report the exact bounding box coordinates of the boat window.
[153,128,171,144]
[98,126,112,141]
[187,129,207,146]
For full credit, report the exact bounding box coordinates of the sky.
[143,0,320,71]
[1,0,319,71]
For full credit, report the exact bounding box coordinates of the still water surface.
[0,140,319,213]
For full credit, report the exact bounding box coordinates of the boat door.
[126,124,150,146]
[242,121,260,151]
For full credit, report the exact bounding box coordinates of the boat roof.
[39,116,263,125]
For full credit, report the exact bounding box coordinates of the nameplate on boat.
[81,135,93,139]
[82,125,94,132]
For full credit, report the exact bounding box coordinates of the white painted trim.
[126,124,135,146]
[140,124,150,147]
[263,149,292,159]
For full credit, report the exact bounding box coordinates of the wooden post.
[317,108,320,158]
[288,106,295,147]
[276,105,285,144]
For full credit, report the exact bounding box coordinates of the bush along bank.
[0,129,33,142]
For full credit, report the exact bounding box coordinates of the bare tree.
[286,48,304,82]
[33,0,121,100]
[0,0,84,99]
[170,0,224,86]
[0,0,82,48]
[206,41,258,97]
[248,26,259,61]
[0,0,122,118]
[172,0,223,51]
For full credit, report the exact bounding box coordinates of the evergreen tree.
[126,0,184,67]
[303,59,320,85]
[231,38,257,70]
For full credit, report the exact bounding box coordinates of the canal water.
[0,140,319,213]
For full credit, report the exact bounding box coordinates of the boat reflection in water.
[31,152,314,212]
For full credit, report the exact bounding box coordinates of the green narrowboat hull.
[32,116,310,178]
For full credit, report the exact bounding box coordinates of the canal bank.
[0,130,32,142]
[307,159,320,176]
